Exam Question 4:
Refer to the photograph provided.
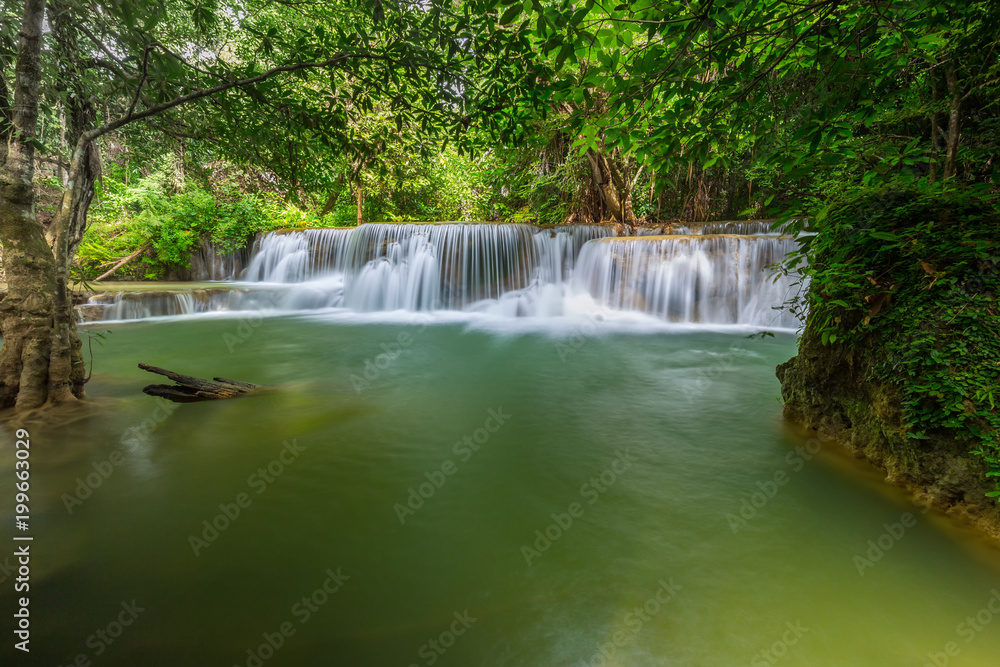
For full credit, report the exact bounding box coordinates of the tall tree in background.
[494,0,999,220]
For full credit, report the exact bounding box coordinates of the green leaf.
[500,4,521,24]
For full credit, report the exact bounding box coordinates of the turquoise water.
[1,314,999,666]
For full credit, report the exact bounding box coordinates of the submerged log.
[139,364,259,403]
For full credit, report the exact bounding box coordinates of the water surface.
[2,315,998,666]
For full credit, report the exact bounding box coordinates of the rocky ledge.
[777,336,1000,541]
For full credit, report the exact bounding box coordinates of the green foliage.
[324,146,494,223]
[77,155,317,278]
[801,184,1000,496]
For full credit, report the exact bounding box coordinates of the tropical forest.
[1,0,999,665]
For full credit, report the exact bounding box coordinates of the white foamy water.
[82,222,804,328]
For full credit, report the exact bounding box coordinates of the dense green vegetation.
[27,0,994,279]
[794,186,1000,495]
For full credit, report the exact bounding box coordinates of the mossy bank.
[776,186,1000,539]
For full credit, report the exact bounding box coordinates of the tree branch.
[84,52,396,143]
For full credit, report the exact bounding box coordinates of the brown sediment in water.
[777,340,1000,545]
[781,419,1000,567]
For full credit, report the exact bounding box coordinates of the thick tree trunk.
[585,149,637,229]
[0,0,73,409]
[47,141,93,403]
[356,185,364,226]
[929,69,940,183]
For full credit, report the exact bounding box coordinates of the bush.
[77,157,338,279]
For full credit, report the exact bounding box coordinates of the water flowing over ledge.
[80,222,804,328]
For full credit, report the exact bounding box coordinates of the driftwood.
[139,364,259,403]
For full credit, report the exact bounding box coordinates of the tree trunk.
[58,105,68,187]
[43,0,97,403]
[319,173,346,216]
[929,69,940,183]
[0,72,12,165]
[943,61,961,180]
[139,364,259,403]
[0,0,71,409]
[356,184,364,226]
[585,149,637,229]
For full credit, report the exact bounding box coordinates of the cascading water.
[244,228,354,282]
[82,288,289,321]
[693,221,778,235]
[80,222,804,328]
[343,223,536,310]
[573,235,801,328]
[188,238,250,281]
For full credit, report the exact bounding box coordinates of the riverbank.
[776,187,1000,543]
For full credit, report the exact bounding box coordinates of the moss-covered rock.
[777,185,1000,539]
[778,329,1000,539]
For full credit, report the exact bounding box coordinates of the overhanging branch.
[84,52,395,143]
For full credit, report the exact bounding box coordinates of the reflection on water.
[1,315,999,666]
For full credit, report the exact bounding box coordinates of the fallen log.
[139,364,260,403]
[96,245,150,281]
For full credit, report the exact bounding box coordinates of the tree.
[485,0,999,221]
[0,0,58,408]
[0,0,529,409]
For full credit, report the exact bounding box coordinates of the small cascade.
[572,235,801,328]
[188,239,250,281]
[244,229,353,282]
[81,288,288,322]
[637,225,692,236]
[693,221,779,236]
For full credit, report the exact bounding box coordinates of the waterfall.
[82,288,288,321]
[534,225,617,283]
[573,235,801,328]
[244,229,353,282]
[693,221,779,235]
[343,223,536,310]
[188,238,250,281]
[80,222,804,328]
